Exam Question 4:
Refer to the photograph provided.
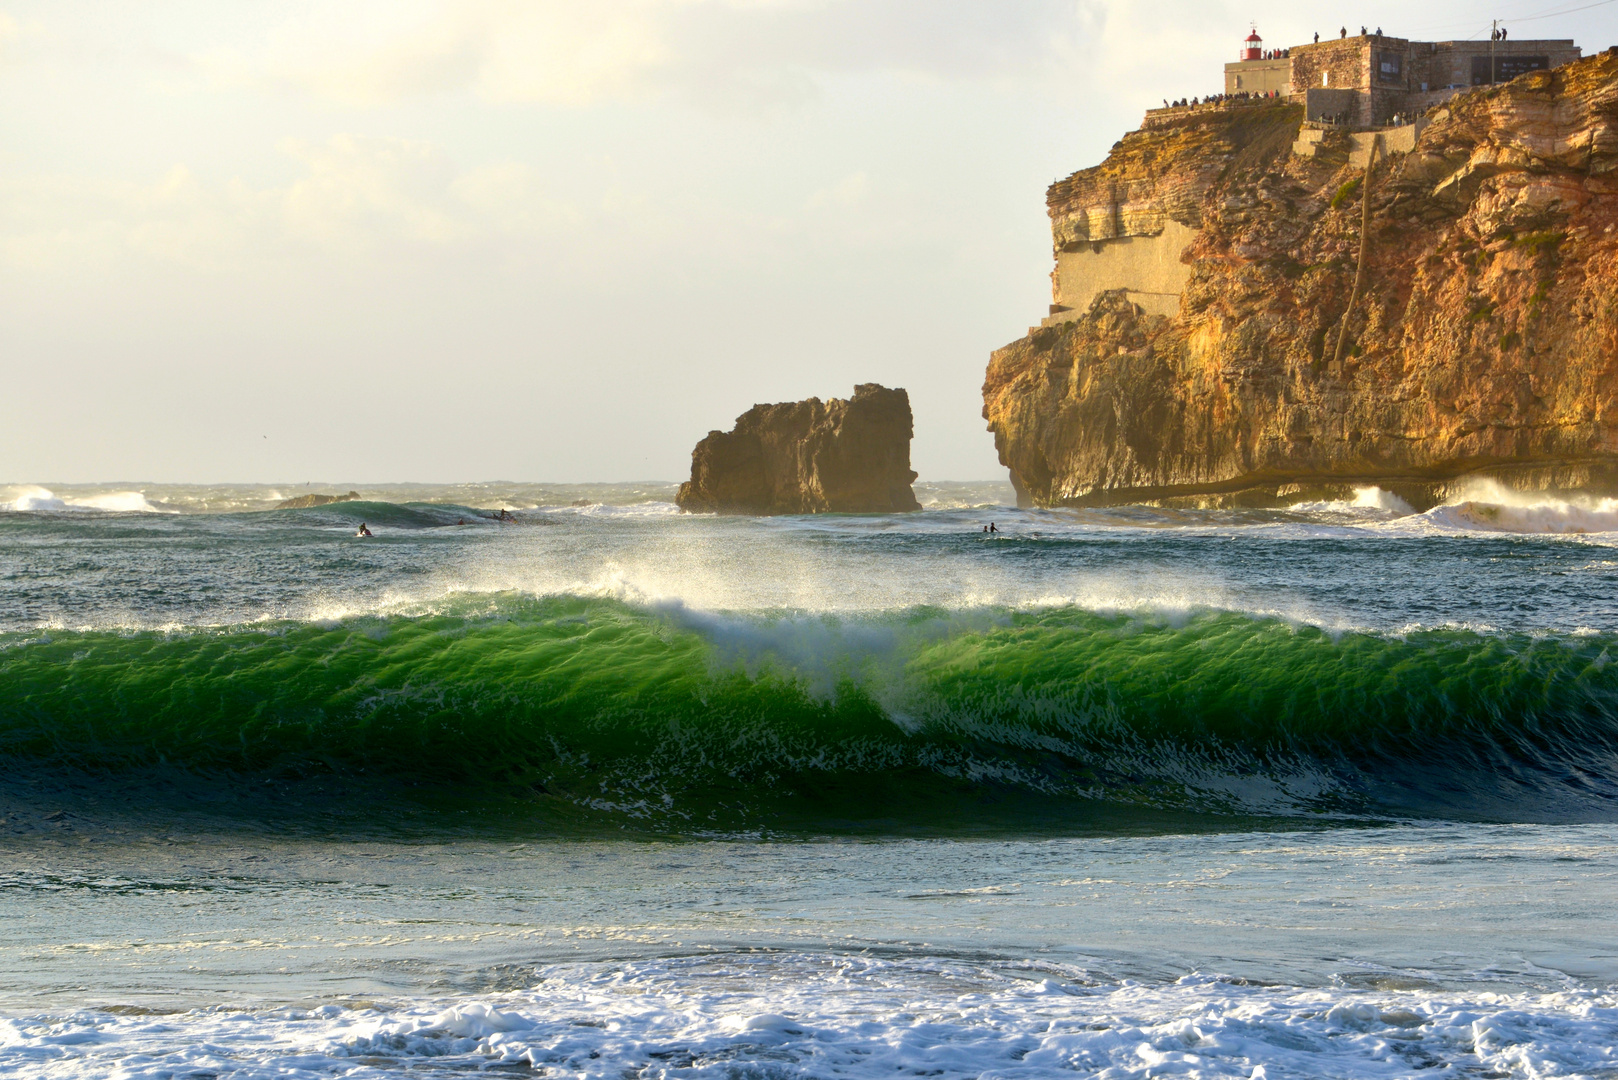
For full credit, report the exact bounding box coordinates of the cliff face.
[676,384,921,514]
[984,52,1618,508]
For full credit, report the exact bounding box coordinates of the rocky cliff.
[677,384,921,514]
[984,50,1618,508]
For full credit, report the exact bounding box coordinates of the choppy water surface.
[3,479,1617,1077]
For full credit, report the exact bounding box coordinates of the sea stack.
[677,384,921,514]
[983,37,1618,510]
[276,490,361,509]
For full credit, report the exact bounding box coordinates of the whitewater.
[3,480,1618,1079]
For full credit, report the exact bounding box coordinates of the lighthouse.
[1225,26,1292,95]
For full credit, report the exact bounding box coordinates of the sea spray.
[0,485,169,514]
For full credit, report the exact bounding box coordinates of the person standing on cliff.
[1340,26,1347,38]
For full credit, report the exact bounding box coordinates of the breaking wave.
[1289,482,1618,536]
[0,485,169,514]
[1426,496,1618,536]
[3,594,1616,830]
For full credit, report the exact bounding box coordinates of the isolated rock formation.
[276,491,360,509]
[984,51,1618,508]
[677,384,921,514]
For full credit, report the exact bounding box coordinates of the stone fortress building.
[1233,27,1582,127]
[1040,26,1584,329]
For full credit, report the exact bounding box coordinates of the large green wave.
[4,596,1616,829]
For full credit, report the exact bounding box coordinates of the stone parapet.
[1293,118,1430,165]
[1142,97,1285,130]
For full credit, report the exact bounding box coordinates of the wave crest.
[1427,485,1618,534]
[0,485,169,514]
[3,598,1616,828]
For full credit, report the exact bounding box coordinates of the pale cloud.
[324,3,673,107]
[0,9,32,64]
[0,135,585,270]
[0,166,262,271]
[280,134,466,246]
[214,0,1105,110]
[185,45,261,93]
[449,162,582,234]
[806,171,868,210]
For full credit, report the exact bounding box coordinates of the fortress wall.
[1290,39,1372,102]
[1349,121,1423,165]
[1410,46,1478,90]
[1304,87,1360,122]
[1224,59,1292,95]
[1411,41,1581,91]
[1293,120,1428,166]
[1046,220,1198,324]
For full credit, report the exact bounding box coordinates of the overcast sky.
[3,0,1614,483]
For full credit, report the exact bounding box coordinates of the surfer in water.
[356,523,372,537]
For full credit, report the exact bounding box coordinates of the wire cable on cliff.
[1332,134,1383,370]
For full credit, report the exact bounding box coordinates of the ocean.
[2,479,1617,1078]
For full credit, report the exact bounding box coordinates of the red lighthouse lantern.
[1242,28,1263,61]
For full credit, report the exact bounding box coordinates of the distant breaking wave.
[3,594,1615,830]
[7,479,1618,537]
[0,485,170,514]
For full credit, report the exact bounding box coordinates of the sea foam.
[4,954,1617,1079]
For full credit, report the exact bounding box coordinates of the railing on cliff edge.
[1141,96,1297,127]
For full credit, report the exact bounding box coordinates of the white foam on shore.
[3,953,1616,1079]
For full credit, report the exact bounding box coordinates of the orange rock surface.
[983,52,1618,508]
[677,384,921,515]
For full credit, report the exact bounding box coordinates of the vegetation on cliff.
[985,52,1618,508]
